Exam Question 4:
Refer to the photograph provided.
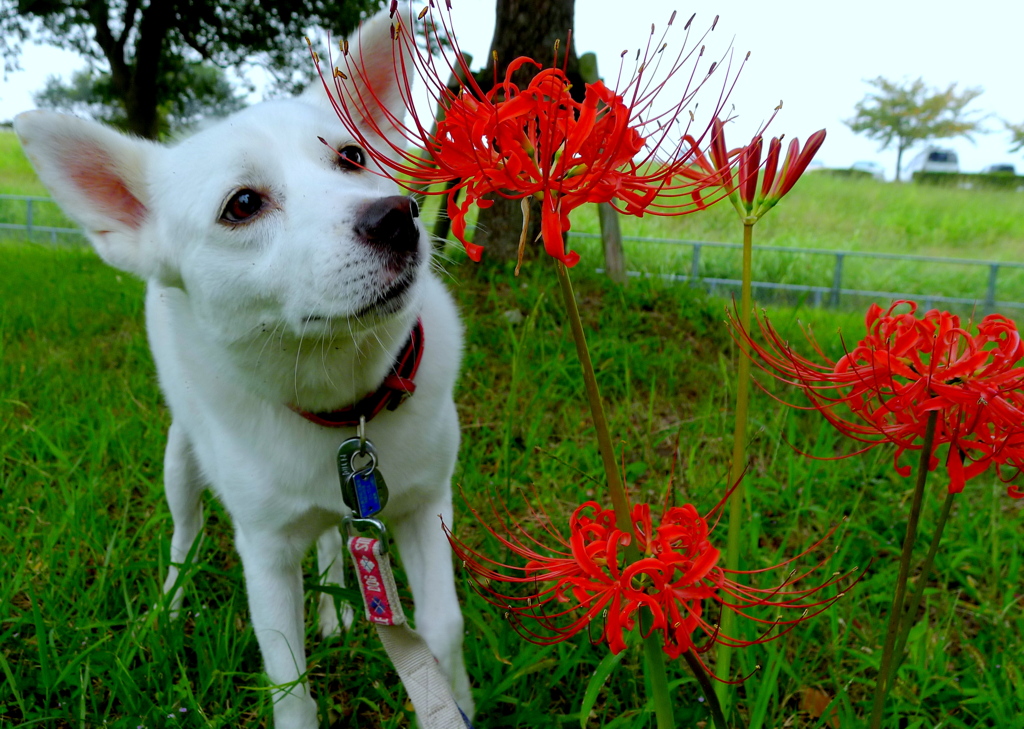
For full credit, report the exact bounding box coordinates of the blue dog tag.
[354,469,384,518]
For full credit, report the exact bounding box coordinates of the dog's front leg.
[162,421,205,618]
[391,495,474,718]
[316,527,354,637]
[235,526,318,729]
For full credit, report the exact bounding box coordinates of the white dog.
[15,10,472,728]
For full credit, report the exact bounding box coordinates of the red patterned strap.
[348,535,406,626]
[291,319,424,428]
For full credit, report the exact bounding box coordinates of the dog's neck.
[216,308,420,414]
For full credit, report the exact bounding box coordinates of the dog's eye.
[336,145,366,171]
[222,189,264,223]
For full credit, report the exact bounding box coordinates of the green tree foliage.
[2,0,383,139]
[1006,120,1024,154]
[845,77,984,180]
[34,60,245,136]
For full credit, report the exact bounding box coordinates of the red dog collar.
[291,319,424,428]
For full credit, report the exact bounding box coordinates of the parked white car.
[902,146,959,180]
[851,161,886,181]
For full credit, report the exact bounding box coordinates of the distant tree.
[1,0,382,139]
[845,77,984,180]
[34,60,246,135]
[1006,120,1024,154]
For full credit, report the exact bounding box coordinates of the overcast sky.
[2,0,1021,180]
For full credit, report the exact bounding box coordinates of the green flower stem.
[554,261,676,728]
[554,261,634,532]
[888,488,956,684]
[643,624,675,728]
[869,411,938,729]
[683,649,732,729]
[716,221,755,708]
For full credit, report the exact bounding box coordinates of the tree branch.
[83,0,130,94]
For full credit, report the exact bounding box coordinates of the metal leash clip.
[338,417,391,552]
[343,514,391,554]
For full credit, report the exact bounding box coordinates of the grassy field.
[0,130,78,240]
[0,129,49,196]
[2,129,1024,727]
[4,127,1024,304]
[566,175,1024,306]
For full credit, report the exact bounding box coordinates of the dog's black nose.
[355,196,419,255]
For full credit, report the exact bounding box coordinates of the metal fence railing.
[0,194,83,243]
[568,232,1024,314]
[3,194,1022,313]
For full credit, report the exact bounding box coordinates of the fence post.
[597,202,626,283]
[26,198,34,241]
[985,264,999,313]
[829,252,845,307]
[580,52,626,283]
[690,243,701,287]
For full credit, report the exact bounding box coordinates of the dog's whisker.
[292,287,337,402]
[429,253,458,283]
[318,319,338,391]
[252,322,279,371]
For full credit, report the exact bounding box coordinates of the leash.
[337,417,472,729]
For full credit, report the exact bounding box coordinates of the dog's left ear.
[14,111,166,280]
[302,6,414,149]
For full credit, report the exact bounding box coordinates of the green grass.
[564,172,1024,260]
[419,172,1024,308]
[6,121,1024,303]
[0,130,82,239]
[2,241,1023,728]
[0,130,48,196]
[2,141,1024,726]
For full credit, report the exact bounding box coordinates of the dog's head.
[14,10,427,346]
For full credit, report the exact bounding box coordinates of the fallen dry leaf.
[800,686,840,728]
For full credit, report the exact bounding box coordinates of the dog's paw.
[318,593,355,638]
[161,562,195,621]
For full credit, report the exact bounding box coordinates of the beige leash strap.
[348,535,471,729]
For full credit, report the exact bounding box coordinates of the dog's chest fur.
[146,273,462,536]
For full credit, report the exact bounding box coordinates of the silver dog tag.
[337,437,389,518]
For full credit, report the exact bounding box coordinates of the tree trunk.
[472,0,582,264]
[125,0,173,139]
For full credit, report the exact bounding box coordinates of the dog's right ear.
[302,7,414,153]
[14,111,159,279]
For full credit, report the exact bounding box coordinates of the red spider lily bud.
[694,118,824,223]
[444,496,857,666]
[739,137,762,213]
[757,136,781,208]
[769,128,826,200]
[730,301,1024,497]
[710,118,734,187]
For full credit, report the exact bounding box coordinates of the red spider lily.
[443,496,856,671]
[311,2,747,267]
[732,300,1024,496]
[683,116,826,220]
